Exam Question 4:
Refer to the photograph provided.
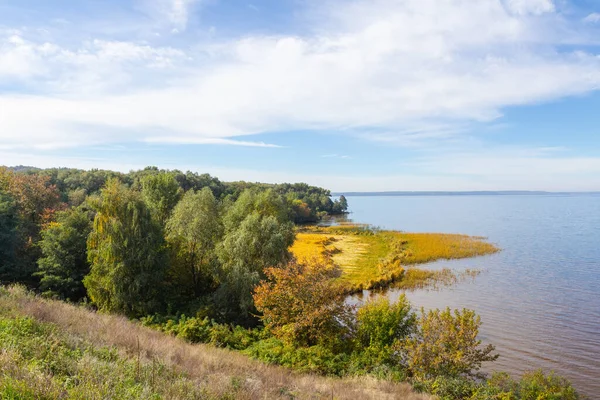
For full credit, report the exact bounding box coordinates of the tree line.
[0,166,347,324]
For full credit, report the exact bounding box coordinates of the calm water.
[345,195,600,397]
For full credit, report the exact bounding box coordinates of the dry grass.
[291,226,498,292]
[0,286,431,400]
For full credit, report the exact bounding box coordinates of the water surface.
[345,194,600,397]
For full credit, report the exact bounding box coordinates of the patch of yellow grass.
[397,233,499,265]
[290,226,499,292]
[289,233,331,263]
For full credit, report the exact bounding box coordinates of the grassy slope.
[291,226,498,290]
[0,286,430,400]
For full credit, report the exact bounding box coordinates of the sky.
[1,0,600,192]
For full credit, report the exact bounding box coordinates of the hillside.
[0,286,429,400]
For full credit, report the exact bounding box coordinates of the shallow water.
[344,194,600,397]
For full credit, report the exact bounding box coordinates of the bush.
[209,324,262,350]
[356,296,415,350]
[164,315,213,343]
[244,338,350,376]
[470,370,580,400]
[254,259,353,348]
[400,307,498,380]
[412,375,478,400]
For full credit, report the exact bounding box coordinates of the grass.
[0,285,430,400]
[291,225,498,292]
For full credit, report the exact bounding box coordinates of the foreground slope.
[0,286,430,400]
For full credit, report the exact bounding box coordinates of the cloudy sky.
[1,0,600,191]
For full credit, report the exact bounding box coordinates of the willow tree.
[166,187,222,297]
[216,191,295,324]
[84,179,167,317]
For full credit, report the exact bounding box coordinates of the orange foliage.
[0,167,62,226]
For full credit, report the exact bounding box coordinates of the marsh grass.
[0,286,430,400]
[291,226,498,293]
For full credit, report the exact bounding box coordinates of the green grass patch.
[0,316,211,400]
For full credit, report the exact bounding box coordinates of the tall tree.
[0,190,19,282]
[166,187,222,297]
[0,167,63,284]
[84,179,168,317]
[36,206,93,301]
[141,172,182,225]
[216,212,295,323]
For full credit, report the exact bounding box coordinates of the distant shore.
[333,190,600,197]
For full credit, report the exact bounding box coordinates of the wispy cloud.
[144,136,282,147]
[321,154,351,159]
[139,0,203,31]
[583,13,600,24]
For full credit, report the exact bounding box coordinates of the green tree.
[216,211,295,323]
[400,307,498,380]
[36,206,93,301]
[222,189,291,233]
[0,190,19,282]
[338,195,348,212]
[84,179,168,317]
[166,188,222,297]
[141,172,182,224]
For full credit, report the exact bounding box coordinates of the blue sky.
[1,0,600,191]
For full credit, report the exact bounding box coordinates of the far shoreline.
[333,190,600,196]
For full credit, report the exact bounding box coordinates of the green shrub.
[516,370,579,400]
[400,307,499,380]
[209,324,262,350]
[355,296,415,350]
[244,338,350,376]
[412,375,478,400]
[470,370,580,400]
[164,315,213,343]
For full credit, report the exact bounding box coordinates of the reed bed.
[290,226,498,292]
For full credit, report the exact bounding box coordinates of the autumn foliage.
[254,259,352,347]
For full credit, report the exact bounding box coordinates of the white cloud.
[0,35,186,93]
[141,0,203,30]
[168,0,197,28]
[583,13,600,24]
[144,137,282,147]
[321,154,351,159]
[0,0,600,151]
[504,0,555,15]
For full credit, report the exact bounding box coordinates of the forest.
[0,165,579,399]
